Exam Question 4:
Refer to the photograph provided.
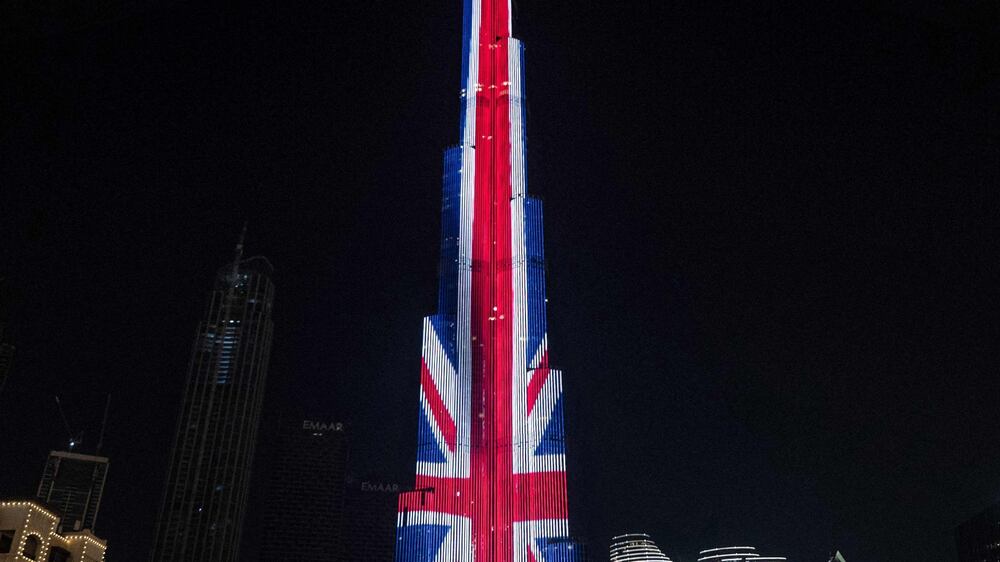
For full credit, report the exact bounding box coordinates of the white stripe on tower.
[455,0,481,485]
[508,38,525,199]
[511,194,529,473]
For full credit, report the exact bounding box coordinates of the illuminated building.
[610,534,673,562]
[341,478,399,562]
[149,233,275,562]
[258,417,347,562]
[697,546,786,562]
[955,502,1000,562]
[393,0,577,560]
[36,451,109,534]
[0,500,107,562]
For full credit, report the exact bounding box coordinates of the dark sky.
[2,1,998,561]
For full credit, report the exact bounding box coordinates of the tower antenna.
[54,396,82,451]
[96,394,112,455]
[231,221,247,284]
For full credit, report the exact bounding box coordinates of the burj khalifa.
[394,1,576,561]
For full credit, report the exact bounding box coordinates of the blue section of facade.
[438,147,463,317]
[524,197,547,366]
[395,524,450,562]
[416,405,447,463]
[533,395,565,456]
[429,314,458,369]
[535,538,584,562]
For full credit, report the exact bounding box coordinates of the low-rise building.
[0,501,106,562]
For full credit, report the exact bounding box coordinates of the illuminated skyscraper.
[150,233,275,562]
[36,451,110,533]
[394,1,575,561]
[610,534,673,562]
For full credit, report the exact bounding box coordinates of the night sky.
[2,1,998,561]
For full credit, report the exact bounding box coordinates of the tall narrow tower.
[394,2,573,561]
[150,235,275,562]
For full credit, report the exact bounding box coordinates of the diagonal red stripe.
[420,358,457,452]
[526,351,551,415]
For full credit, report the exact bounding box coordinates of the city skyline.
[2,1,998,561]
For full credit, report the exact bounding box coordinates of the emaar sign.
[361,481,400,493]
[302,420,344,432]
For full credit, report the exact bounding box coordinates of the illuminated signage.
[301,420,343,432]
[361,481,400,493]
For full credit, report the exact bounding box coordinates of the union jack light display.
[394,1,577,561]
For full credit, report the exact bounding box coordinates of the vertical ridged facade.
[150,252,274,562]
[394,1,574,561]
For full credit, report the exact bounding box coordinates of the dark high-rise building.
[0,341,12,396]
[0,324,13,397]
[956,502,1000,562]
[150,234,275,562]
[258,417,348,562]
[36,450,110,533]
[0,280,12,398]
[340,477,399,562]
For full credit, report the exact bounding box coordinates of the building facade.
[36,451,110,534]
[610,534,673,562]
[258,417,348,562]
[697,546,786,562]
[150,240,275,562]
[0,501,106,562]
[341,478,401,562]
[394,0,575,561]
[956,502,1000,562]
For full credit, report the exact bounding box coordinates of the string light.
[0,500,107,561]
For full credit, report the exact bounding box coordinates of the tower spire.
[230,221,247,285]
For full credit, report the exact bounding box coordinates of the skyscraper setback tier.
[394,1,574,561]
[36,451,110,533]
[150,247,275,562]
